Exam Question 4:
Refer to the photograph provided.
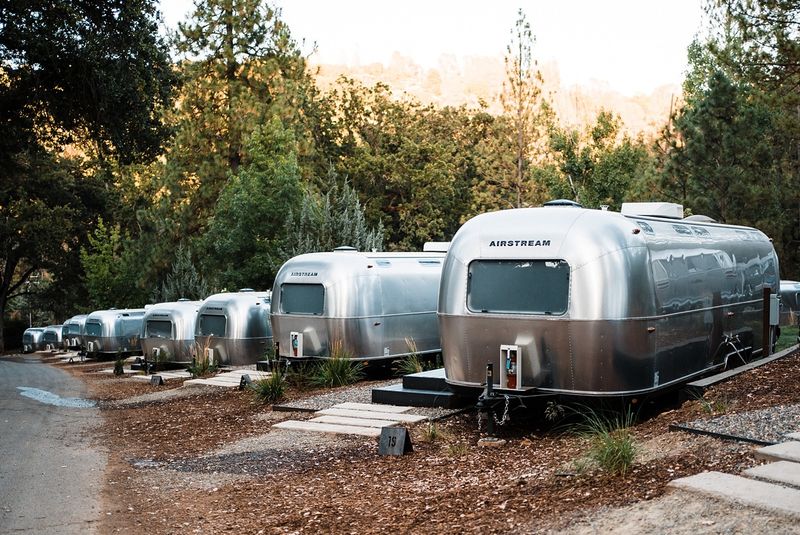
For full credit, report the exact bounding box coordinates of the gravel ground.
[101,383,222,408]
[273,378,402,411]
[677,403,800,444]
[546,490,800,534]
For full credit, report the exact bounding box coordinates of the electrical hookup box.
[290,332,303,358]
[499,344,522,389]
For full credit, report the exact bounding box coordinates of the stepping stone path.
[184,369,272,388]
[131,370,192,382]
[669,433,800,518]
[273,402,429,437]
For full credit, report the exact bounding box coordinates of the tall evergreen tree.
[282,171,384,258]
[150,244,210,303]
[200,119,303,290]
[499,8,550,208]
[168,0,311,233]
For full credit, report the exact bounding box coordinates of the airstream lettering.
[271,249,447,361]
[140,300,202,363]
[194,291,272,366]
[439,204,780,397]
[84,309,146,357]
[488,240,551,247]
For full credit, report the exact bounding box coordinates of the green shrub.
[394,353,425,376]
[188,340,217,378]
[421,422,444,443]
[691,391,730,415]
[311,341,364,388]
[393,338,442,376]
[570,406,638,475]
[447,442,468,457]
[285,360,318,389]
[250,372,286,405]
[113,356,125,376]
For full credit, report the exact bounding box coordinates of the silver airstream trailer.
[22,327,45,353]
[439,202,780,397]
[195,290,272,366]
[83,309,146,357]
[41,325,64,350]
[140,300,202,363]
[271,248,446,361]
[779,280,800,327]
[62,315,87,350]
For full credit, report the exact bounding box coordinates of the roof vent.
[621,202,684,219]
[543,199,582,208]
[333,246,358,252]
[423,241,450,253]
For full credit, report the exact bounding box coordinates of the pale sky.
[160,0,705,96]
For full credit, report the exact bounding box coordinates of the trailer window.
[467,260,570,315]
[145,320,172,339]
[281,284,324,315]
[64,323,81,335]
[85,322,102,337]
[197,314,226,337]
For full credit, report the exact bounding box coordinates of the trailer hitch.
[476,363,512,436]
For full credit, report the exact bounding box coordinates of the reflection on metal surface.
[83,308,146,356]
[194,291,272,366]
[271,251,445,360]
[439,206,780,396]
[17,387,96,408]
[140,301,202,363]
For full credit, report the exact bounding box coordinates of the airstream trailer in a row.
[271,248,446,361]
[84,309,146,357]
[22,328,45,353]
[779,280,800,327]
[42,325,64,351]
[195,290,272,366]
[63,315,87,350]
[140,300,202,363]
[439,202,780,397]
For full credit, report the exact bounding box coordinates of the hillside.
[313,52,679,136]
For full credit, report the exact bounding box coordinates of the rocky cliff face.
[313,53,678,136]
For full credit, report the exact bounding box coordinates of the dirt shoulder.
[57,351,800,534]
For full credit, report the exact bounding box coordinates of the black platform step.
[371,383,468,409]
[402,367,449,391]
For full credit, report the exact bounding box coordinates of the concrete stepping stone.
[131,370,191,382]
[311,415,401,428]
[317,407,427,423]
[756,441,800,463]
[99,367,139,375]
[669,471,800,518]
[334,402,412,413]
[184,370,272,388]
[273,420,381,437]
[744,461,800,489]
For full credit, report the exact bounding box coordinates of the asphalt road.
[0,354,105,534]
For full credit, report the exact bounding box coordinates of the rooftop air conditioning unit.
[621,202,684,219]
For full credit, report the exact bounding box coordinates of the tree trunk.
[0,293,6,353]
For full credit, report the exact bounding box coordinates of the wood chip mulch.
[80,350,800,534]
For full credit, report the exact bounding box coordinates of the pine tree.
[282,171,384,258]
[151,244,210,303]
